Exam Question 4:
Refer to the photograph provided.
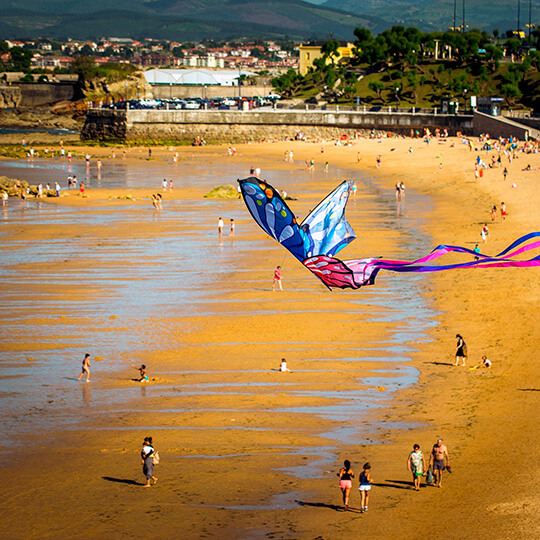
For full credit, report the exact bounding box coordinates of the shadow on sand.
[295,500,362,513]
[426,361,454,366]
[102,476,144,486]
[373,480,414,490]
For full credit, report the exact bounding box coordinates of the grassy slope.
[294,61,538,110]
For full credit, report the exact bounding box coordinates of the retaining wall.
[82,108,474,142]
[472,111,540,140]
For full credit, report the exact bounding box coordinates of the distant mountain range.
[0,0,538,40]
[318,0,540,33]
[0,0,386,41]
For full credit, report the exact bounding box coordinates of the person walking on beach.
[428,439,450,488]
[230,219,235,236]
[2,191,8,206]
[218,217,224,236]
[141,436,158,487]
[338,460,354,510]
[480,224,489,243]
[272,265,283,291]
[500,202,507,221]
[358,462,372,512]
[77,353,91,383]
[407,444,426,491]
[455,334,467,366]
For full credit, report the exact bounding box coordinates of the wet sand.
[0,136,539,539]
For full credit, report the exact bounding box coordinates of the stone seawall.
[82,108,474,142]
[472,111,540,140]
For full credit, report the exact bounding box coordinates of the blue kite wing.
[238,177,308,261]
[300,181,356,257]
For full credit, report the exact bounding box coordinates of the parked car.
[184,100,201,110]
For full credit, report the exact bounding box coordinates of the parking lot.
[107,96,279,110]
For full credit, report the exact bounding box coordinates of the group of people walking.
[338,438,450,511]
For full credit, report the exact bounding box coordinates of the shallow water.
[0,156,438,483]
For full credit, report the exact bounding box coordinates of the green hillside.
[321,0,540,33]
[0,1,388,40]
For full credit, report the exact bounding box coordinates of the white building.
[144,68,254,86]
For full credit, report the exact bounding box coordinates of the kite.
[238,177,540,290]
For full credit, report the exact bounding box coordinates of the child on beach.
[77,353,91,383]
[407,444,426,491]
[279,358,290,372]
[338,460,354,510]
[358,462,372,512]
[133,364,148,382]
[272,265,283,291]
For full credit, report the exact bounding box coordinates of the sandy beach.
[0,134,539,539]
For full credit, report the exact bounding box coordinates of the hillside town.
[1,37,299,74]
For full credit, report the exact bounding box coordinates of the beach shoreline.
[1,136,539,539]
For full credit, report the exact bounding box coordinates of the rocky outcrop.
[0,85,22,108]
[81,109,128,141]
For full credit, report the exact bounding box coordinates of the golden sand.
[1,135,539,539]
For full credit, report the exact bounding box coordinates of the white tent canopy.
[144,68,255,86]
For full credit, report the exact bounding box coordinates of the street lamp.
[124,82,127,101]
[238,67,242,100]
[395,86,400,110]
[137,84,140,99]
[169,82,172,99]
[527,0,534,41]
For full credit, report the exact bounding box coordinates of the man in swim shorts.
[428,438,450,488]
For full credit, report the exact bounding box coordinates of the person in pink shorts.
[338,460,354,510]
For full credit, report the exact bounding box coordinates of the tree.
[80,44,95,57]
[10,47,33,71]
[354,28,373,45]
[368,81,385,102]
[406,70,420,104]
[321,39,340,65]
[70,55,97,84]
[500,82,522,105]
[172,47,184,58]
